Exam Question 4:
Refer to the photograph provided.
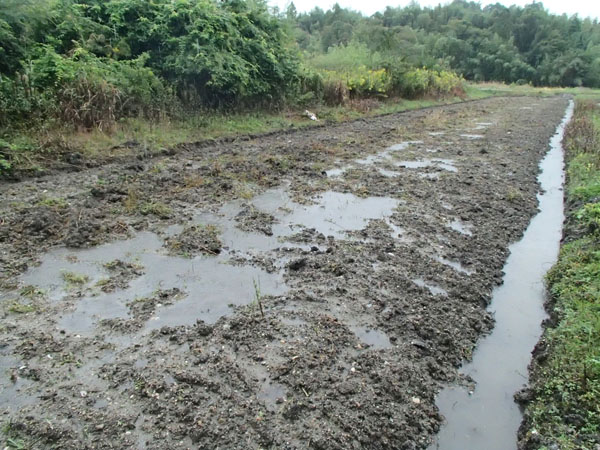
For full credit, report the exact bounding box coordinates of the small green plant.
[2,420,30,449]
[253,278,264,318]
[95,278,111,288]
[0,156,11,175]
[60,352,83,367]
[61,271,90,287]
[506,187,523,202]
[235,184,255,200]
[150,162,166,173]
[139,201,172,219]
[6,301,37,314]
[575,202,600,234]
[37,197,68,209]
[19,285,45,298]
[123,188,139,212]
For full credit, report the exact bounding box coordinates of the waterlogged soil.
[0,96,568,449]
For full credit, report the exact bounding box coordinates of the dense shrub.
[0,0,302,128]
[1,47,171,129]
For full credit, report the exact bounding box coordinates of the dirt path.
[0,96,568,449]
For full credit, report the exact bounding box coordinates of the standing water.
[430,99,574,450]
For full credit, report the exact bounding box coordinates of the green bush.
[1,46,172,129]
[575,203,600,234]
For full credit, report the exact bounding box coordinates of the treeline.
[0,0,463,132]
[289,1,600,87]
[0,0,598,133]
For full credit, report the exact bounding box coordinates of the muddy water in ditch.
[430,100,574,450]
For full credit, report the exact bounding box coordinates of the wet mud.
[0,96,569,449]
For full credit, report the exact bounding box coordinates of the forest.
[0,0,599,148]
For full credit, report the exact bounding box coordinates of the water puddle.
[396,159,457,173]
[7,187,400,336]
[377,168,401,177]
[0,352,37,412]
[430,100,574,450]
[325,167,346,177]
[280,317,308,327]
[258,380,287,411]
[326,141,423,177]
[25,233,287,333]
[413,279,448,297]
[447,219,473,236]
[434,256,475,275]
[351,326,392,350]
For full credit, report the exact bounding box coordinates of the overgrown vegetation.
[290,2,600,87]
[1,0,599,176]
[521,99,600,450]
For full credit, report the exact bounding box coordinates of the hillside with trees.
[290,1,600,88]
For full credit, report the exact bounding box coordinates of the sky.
[267,0,599,21]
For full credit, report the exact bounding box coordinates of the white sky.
[268,0,599,21]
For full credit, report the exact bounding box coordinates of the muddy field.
[0,96,568,449]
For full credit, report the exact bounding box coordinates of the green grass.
[36,196,68,209]
[61,271,90,287]
[6,301,37,314]
[567,154,600,201]
[0,88,491,174]
[522,100,600,449]
[138,201,172,219]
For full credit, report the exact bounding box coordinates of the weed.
[6,301,37,314]
[61,271,90,287]
[95,278,111,288]
[139,201,172,219]
[506,188,523,202]
[2,420,31,449]
[253,278,264,318]
[150,162,166,173]
[123,188,139,212]
[575,203,600,234]
[19,285,45,299]
[37,197,68,209]
[235,184,255,200]
[183,175,207,188]
[60,353,83,367]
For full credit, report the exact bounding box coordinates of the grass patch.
[19,285,45,299]
[61,271,90,287]
[567,153,600,202]
[6,301,37,314]
[521,99,600,449]
[36,197,68,209]
[139,201,172,219]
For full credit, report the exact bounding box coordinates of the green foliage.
[0,0,302,131]
[575,203,600,234]
[308,42,385,71]
[61,271,90,287]
[294,2,600,88]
